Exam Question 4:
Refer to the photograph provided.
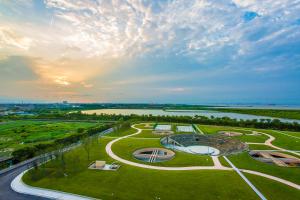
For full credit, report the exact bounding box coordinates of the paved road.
[0,165,48,200]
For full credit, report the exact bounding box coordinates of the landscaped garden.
[20,122,300,200]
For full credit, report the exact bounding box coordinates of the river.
[82,109,300,123]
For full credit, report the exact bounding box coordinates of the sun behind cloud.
[0,0,299,103]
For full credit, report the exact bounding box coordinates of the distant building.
[62,101,68,104]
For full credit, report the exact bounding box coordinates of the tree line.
[4,111,300,131]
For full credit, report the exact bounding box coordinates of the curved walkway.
[106,124,300,190]
[105,124,229,170]
[241,169,300,190]
[245,130,300,156]
[9,123,299,200]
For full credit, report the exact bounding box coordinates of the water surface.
[82,109,300,123]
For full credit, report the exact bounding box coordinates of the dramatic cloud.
[0,26,32,50]
[0,0,299,103]
[41,0,300,61]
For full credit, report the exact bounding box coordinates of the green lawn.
[225,152,300,184]
[198,125,251,135]
[133,123,154,129]
[108,126,137,137]
[249,129,300,150]
[275,130,300,138]
[248,144,278,150]
[236,134,269,143]
[134,129,161,138]
[198,125,269,143]
[197,125,300,150]
[0,120,98,157]
[112,137,213,167]
[22,123,300,200]
[244,173,300,200]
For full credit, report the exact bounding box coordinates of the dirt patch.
[219,131,243,137]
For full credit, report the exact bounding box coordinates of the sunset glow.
[0,0,299,103]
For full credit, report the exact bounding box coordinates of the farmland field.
[0,120,100,158]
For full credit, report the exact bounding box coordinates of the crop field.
[0,120,99,158]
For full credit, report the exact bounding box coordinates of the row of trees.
[138,115,300,131]
[29,112,300,131]
[5,111,300,131]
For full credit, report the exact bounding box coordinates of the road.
[0,164,48,200]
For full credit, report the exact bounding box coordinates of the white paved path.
[11,170,98,200]
[11,123,300,200]
[224,156,267,200]
[241,169,300,190]
[106,124,300,190]
[245,130,300,157]
[193,124,204,134]
[105,124,230,170]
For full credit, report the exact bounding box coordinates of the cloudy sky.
[0,0,300,104]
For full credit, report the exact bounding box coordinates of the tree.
[82,137,92,161]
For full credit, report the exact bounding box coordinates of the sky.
[0,0,300,104]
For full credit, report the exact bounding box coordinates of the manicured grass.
[218,156,230,167]
[23,131,300,200]
[251,129,300,150]
[0,120,98,157]
[226,152,300,184]
[198,125,300,150]
[134,130,161,138]
[112,137,213,166]
[197,125,268,143]
[24,167,260,200]
[235,134,269,143]
[133,123,154,129]
[108,127,137,137]
[244,173,300,200]
[248,144,277,150]
[276,130,300,138]
[198,125,251,135]
[22,138,258,200]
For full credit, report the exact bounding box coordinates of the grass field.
[248,144,277,150]
[198,124,300,150]
[112,136,213,167]
[225,152,300,184]
[0,120,99,157]
[22,123,300,200]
